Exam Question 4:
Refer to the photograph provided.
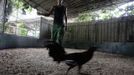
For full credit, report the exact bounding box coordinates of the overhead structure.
[24,0,133,18]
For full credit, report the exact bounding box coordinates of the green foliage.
[76,12,96,22]
[10,0,32,13]
[11,0,30,9]
[76,3,134,22]
[18,28,28,36]
[11,0,23,9]
[4,0,32,22]
[17,22,28,36]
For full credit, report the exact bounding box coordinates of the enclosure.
[0,0,134,75]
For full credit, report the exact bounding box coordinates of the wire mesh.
[0,0,41,38]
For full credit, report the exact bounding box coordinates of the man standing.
[38,0,67,45]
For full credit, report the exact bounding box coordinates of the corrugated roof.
[24,0,133,18]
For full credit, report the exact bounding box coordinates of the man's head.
[57,0,63,5]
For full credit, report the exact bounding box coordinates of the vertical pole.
[2,0,7,33]
[39,17,42,39]
[125,19,128,43]
[94,22,97,45]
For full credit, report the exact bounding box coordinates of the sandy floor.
[0,48,134,75]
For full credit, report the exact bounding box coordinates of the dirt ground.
[0,48,134,75]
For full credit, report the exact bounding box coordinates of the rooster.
[45,42,98,75]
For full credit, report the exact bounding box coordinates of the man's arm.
[37,6,54,16]
[64,7,67,30]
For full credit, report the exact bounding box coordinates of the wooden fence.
[63,16,134,48]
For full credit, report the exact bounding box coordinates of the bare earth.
[0,48,134,75]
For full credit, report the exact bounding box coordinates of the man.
[38,0,67,45]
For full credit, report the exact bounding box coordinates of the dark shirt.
[53,5,66,25]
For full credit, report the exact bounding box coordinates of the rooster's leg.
[78,65,82,74]
[66,66,75,75]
